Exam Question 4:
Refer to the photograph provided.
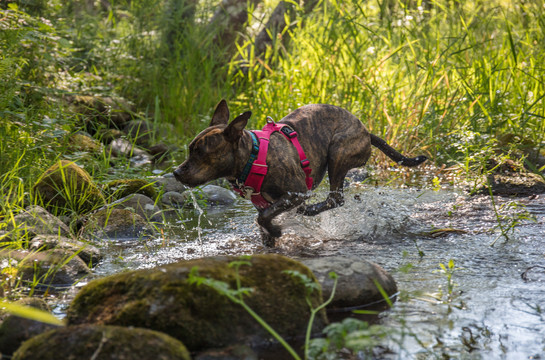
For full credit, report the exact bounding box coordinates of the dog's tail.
[370,133,427,167]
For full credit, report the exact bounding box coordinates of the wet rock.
[66,133,102,153]
[3,206,72,240]
[123,120,154,147]
[80,208,153,240]
[345,168,369,184]
[33,160,105,215]
[103,178,157,200]
[107,138,153,166]
[107,138,148,158]
[182,184,237,207]
[154,175,189,193]
[301,256,397,309]
[0,249,91,287]
[29,235,102,266]
[0,297,60,356]
[12,324,190,360]
[161,191,186,208]
[67,254,327,351]
[109,194,162,222]
[480,173,545,197]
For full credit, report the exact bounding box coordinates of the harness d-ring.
[266,116,275,124]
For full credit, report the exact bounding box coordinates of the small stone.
[161,191,187,208]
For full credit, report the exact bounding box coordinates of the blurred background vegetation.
[1,0,544,189]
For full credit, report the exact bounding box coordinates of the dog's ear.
[210,99,230,126]
[224,111,251,142]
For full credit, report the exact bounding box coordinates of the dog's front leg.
[257,192,306,247]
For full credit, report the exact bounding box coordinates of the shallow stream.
[89,184,545,359]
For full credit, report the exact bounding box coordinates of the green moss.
[103,179,157,200]
[33,160,105,215]
[67,254,327,351]
[12,324,190,360]
[66,133,101,153]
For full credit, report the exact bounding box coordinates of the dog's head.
[173,100,251,187]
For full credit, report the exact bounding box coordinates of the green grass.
[64,0,543,170]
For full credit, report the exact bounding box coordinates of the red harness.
[232,118,313,209]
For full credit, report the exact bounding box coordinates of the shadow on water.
[93,185,545,358]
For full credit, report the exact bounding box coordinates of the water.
[92,185,545,359]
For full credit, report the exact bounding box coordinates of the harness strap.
[233,119,313,209]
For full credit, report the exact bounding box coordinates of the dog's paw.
[259,226,280,247]
[298,204,320,216]
[261,232,277,247]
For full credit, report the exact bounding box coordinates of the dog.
[174,100,427,246]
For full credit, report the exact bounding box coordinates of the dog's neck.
[226,129,255,183]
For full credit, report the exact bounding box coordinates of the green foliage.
[434,259,463,302]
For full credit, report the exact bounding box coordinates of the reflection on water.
[94,186,545,358]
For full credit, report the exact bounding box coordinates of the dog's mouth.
[173,166,205,187]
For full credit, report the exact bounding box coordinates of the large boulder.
[0,298,60,355]
[12,324,190,360]
[66,254,327,351]
[33,160,105,215]
[301,256,397,309]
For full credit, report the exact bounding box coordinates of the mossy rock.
[66,254,327,351]
[103,179,157,200]
[33,160,105,215]
[12,324,190,360]
[0,249,91,287]
[0,298,59,355]
[66,133,102,153]
[80,208,153,240]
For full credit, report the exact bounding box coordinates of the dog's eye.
[190,145,202,157]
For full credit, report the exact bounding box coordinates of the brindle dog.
[174,100,427,246]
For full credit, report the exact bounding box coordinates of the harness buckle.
[301,159,310,168]
[280,126,297,139]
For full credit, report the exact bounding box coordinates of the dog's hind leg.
[298,172,346,216]
[299,130,371,216]
[257,192,307,246]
